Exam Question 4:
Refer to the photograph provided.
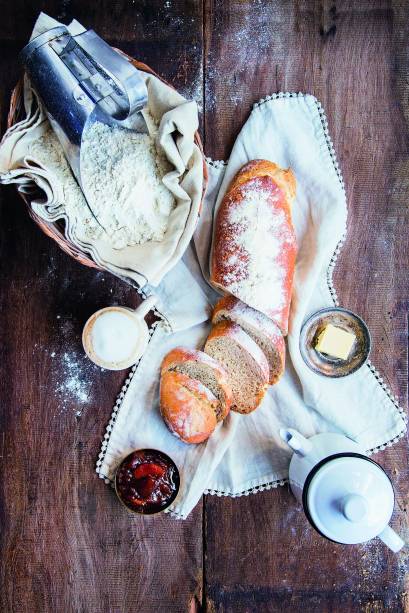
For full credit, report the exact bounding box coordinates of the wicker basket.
[7,55,208,272]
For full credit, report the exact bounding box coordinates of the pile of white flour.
[29,116,176,250]
[80,120,175,249]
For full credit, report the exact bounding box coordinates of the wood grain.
[1,1,409,612]
[203,1,409,611]
[0,2,203,612]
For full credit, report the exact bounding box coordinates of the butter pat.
[315,324,356,360]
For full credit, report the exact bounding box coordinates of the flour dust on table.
[54,351,93,414]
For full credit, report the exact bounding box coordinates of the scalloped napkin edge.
[96,93,407,519]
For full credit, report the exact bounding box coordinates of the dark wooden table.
[1,2,408,611]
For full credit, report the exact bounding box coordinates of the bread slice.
[212,296,285,385]
[204,320,269,414]
[161,347,232,421]
[160,370,218,444]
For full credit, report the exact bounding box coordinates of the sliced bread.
[212,296,285,384]
[204,320,269,414]
[161,347,232,421]
[160,370,218,444]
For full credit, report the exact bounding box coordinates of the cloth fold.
[0,12,203,288]
[96,93,406,519]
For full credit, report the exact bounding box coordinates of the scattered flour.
[179,61,203,113]
[56,351,92,410]
[204,4,286,112]
[80,119,175,249]
[215,177,296,321]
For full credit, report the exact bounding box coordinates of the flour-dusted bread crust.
[161,347,232,421]
[212,296,286,385]
[204,320,269,414]
[160,370,218,444]
[210,160,297,335]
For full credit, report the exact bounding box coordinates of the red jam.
[115,449,180,514]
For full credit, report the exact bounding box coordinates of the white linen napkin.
[95,92,403,517]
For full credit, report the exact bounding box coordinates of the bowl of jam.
[115,449,180,515]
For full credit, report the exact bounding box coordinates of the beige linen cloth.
[96,93,407,519]
[0,13,203,287]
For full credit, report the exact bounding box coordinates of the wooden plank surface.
[0,1,408,612]
[203,1,409,612]
[0,2,204,612]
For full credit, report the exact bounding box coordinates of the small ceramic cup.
[82,295,157,370]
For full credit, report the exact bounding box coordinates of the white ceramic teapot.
[280,428,405,552]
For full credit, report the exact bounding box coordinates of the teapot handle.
[378,525,405,552]
[280,428,313,457]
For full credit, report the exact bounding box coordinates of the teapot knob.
[342,494,368,523]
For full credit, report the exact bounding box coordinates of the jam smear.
[116,449,179,514]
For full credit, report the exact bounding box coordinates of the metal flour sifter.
[20,25,148,219]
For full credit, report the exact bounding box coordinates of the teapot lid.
[304,454,394,544]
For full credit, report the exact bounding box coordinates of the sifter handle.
[73,29,148,118]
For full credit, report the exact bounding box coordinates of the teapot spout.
[378,525,405,553]
[280,428,313,457]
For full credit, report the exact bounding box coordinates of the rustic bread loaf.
[160,370,218,444]
[212,296,285,385]
[161,347,232,421]
[204,320,269,414]
[210,159,297,335]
